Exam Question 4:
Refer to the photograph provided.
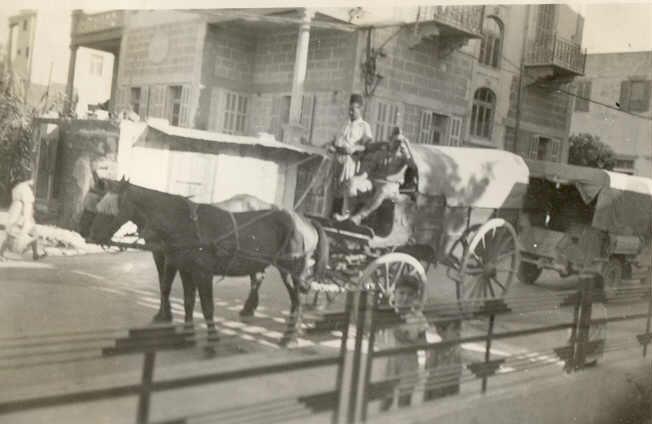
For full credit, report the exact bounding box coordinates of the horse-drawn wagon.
[308,141,530,308]
[518,160,652,293]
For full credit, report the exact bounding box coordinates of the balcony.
[407,6,483,57]
[426,5,484,38]
[71,10,125,52]
[524,33,586,79]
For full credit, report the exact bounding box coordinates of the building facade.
[6,10,114,113]
[66,6,585,214]
[570,51,652,177]
[463,4,584,162]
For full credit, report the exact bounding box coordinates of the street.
[0,250,650,423]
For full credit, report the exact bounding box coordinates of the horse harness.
[181,199,296,276]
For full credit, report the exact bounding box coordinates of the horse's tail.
[311,220,330,278]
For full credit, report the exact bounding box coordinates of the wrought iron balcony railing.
[525,33,586,76]
[421,5,484,37]
[74,10,125,35]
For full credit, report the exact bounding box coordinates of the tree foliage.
[567,133,616,170]
[0,70,37,205]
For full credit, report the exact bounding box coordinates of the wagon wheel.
[458,219,520,313]
[358,253,427,307]
[446,224,483,285]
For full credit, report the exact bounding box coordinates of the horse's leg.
[240,272,264,317]
[279,270,302,347]
[152,252,174,322]
[180,269,196,330]
[195,270,219,355]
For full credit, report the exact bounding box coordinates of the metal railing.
[0,275,650,423]
[525,33,586,75]
[421,5,484,36]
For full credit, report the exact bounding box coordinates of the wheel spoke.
[486,277,496,297]
[471,251,484,265]
[491,277,506,292]
[494,266,517,274]
[465,275,483,299]
[391,261,406,290]
[384,262,390,291]
[493,249,517,263]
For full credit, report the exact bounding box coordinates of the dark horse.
[85,178,329,345]
[79,177,283,322]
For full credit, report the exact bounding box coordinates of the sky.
[0,1,651,54]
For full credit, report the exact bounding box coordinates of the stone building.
[5,10,114,113]
[570,51,652,177]
[61,6,586,216]
[463,4,585,162]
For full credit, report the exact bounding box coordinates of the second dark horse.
[81,177,329,345]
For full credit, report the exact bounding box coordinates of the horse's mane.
[95,180,190,216]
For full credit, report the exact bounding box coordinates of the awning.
[525,160,652,236]
[143,120,327,163]
[408,144,529,209]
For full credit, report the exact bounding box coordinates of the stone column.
[283,8,315,145]
[109,51,120,113]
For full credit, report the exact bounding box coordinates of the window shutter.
[528,137,539,160]
[179,86,192,128]
[140,86,149,119]
[549,139,561,162]
[270,95,283,141]
[148,85,166,120]
[375,102,387,142]
[208,88,220,131]
[418,110,432,144]
[152,86,164,119]
[619,81,631,112]
[633,80,651,112]
[449,116,463,146]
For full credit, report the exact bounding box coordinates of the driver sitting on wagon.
[337,128,412,226]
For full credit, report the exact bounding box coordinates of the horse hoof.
[203,345,217,358]
[239,308,255,318]
[152,312,173,323]
[279,336,298,348]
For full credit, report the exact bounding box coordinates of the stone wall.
[365,27,474,143]
[197,24,357,145]
[118,20,202,86]
[33,119,120,230]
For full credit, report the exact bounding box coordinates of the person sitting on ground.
[0,173,47,261]
[327,94,373,220]
[339,131,412,225]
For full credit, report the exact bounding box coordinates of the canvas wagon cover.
[526,160,652,237]
[595,171,652,237]
[408,144,529,209]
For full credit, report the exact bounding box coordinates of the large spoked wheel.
[358,253,427,307]
[458,219,520,310]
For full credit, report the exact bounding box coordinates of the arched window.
[470,88,496,139]
[479,17,502,68]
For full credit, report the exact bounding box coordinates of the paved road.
[0,251,649,423]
